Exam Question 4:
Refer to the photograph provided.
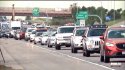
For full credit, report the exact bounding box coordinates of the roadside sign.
[80,20,85,26]
[32,7,40,17]
[76,11,88,19]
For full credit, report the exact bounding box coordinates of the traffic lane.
[35,43,125,70]
[0,38,111,70]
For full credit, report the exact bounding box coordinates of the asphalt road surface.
[0,38,125,70]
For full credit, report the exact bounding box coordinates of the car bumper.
[105,46,125,57]
[56,40,70,44]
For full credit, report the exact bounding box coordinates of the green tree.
[70,3,80,22]
[96,7,107,23]
[86,6,97,25]
[121,10,125,18]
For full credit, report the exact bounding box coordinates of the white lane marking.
[29,43,115,70]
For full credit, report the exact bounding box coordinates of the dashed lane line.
[29,43,115,70]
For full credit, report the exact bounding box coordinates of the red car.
[16,28,27,40]
[100,27,125,63]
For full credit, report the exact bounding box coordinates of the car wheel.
[71,47,77,53]
[85,50,90,57]
[83,52,86,56]
[30,40,32,42]
[66,45,70,47]
[100,55,104,62]
[41,42,44,45]
[15,37,18,40]
[55,44,61,50]
[104,56,110,63]
[48,44,52,48]
[34,41,36,44]
[19,38,22,40]
[25,38,28,41]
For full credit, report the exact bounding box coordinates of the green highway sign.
[76,11,88,19]
[32,7,40,17]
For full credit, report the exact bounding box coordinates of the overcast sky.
[0,1,125,10]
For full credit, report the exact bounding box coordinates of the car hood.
[87,36,100,41]
[56,33,73,38]
[74,36,82,43]
[106,38,125,44]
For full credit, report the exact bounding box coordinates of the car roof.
[75,27,89,30]
[108,27,125,30]
[59,26,82,27]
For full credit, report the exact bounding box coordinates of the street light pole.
[45,9,49,26]
[12,4,15,21]
[114,0,115,23]
[88,15,102,24]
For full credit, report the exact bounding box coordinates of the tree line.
[70,3,125,25]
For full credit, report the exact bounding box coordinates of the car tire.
[104,56,110,63]
[55,44,61,50]
[41,42,44,45]
[34,41,36,44]
[48,44,52,48]
[30,40,32,42]
[85,50,90,57]
[25,38,28,41]
[83,52,86,56]
[71,47,77,53]
[66,45,70,47]
[100,55,104,62]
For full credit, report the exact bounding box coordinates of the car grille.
[95,41,100,46]
[63,36,70,39]
[116,43,125,50]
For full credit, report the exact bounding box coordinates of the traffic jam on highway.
[0,1,125,70]
[0,20,125,69]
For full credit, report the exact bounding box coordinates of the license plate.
[122,52,125,54]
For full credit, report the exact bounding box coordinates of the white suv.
[55,26,77,50]
[82,25,107,57]
[71,27,87,53]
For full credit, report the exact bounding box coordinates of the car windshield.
[42,32,48,36]
[12,27,20,30]
[58,27,74,33]
[27,29,34,32]
[36,30,47,32]
[108,29,125,38]
[32,31,36,34]
[75,29,86,36]
[36,32,43,36]
[88,29,106,36]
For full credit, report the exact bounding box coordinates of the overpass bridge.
[0,7,72,18]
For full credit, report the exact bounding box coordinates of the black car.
[0,31,9,38]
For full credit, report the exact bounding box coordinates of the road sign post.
[32,7,40,17]
[80,20,85,26]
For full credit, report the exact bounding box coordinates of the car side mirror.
[100,36,104,40]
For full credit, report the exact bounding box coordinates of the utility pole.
[12,4,15,21]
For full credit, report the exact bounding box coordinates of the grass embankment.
[105,18,125,26]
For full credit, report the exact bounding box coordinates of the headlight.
[105,42,114,46]
[90,40,94,44]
